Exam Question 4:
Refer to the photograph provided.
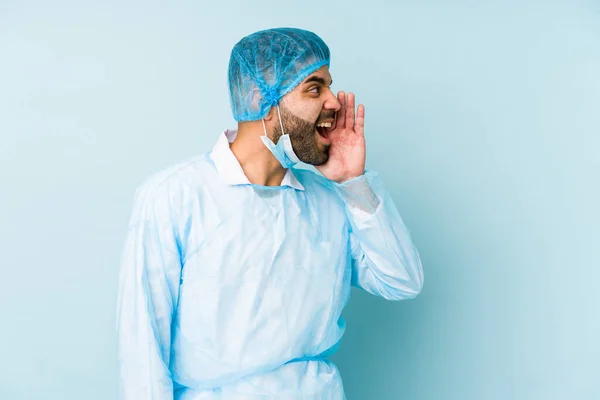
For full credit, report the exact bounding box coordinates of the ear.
[263,105,277,121]
[249,86,276,121]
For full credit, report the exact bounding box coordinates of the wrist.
[335,171,365,184]
[333,172,380,213]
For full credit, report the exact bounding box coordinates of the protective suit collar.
[210,129,305,191]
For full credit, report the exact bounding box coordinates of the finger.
[346,92,355,132]
[355,104,365,137]
[336,91,346,129]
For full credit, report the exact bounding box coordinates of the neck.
[229,121,287,187]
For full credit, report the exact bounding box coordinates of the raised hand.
[316,91,366,183]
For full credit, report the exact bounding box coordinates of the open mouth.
[316,120,334,138]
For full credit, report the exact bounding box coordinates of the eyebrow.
[303,76,333,86]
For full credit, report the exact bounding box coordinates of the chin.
[303,151,329,166]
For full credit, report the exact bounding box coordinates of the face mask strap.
[276,105,285,137]
[261,104,285,140]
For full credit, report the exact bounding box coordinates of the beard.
[271,103,335,166]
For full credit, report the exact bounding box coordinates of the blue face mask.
[261,105,301,169]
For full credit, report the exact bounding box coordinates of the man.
[117,27,424,399]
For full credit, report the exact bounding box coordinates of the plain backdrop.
[1,1,599,399]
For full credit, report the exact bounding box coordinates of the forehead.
[301,65,332,85]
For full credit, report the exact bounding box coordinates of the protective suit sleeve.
[116,183,182,399]
[334,171,424,300]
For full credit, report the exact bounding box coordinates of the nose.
[324,89,341,112]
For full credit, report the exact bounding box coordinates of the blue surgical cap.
[228,28,331,122]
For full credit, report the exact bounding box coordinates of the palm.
[316,92,366,183]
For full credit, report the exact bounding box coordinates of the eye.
[308,86,320,94]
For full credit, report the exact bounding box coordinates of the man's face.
[271,66,341,166]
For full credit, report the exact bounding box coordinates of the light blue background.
[1,1,598,399]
